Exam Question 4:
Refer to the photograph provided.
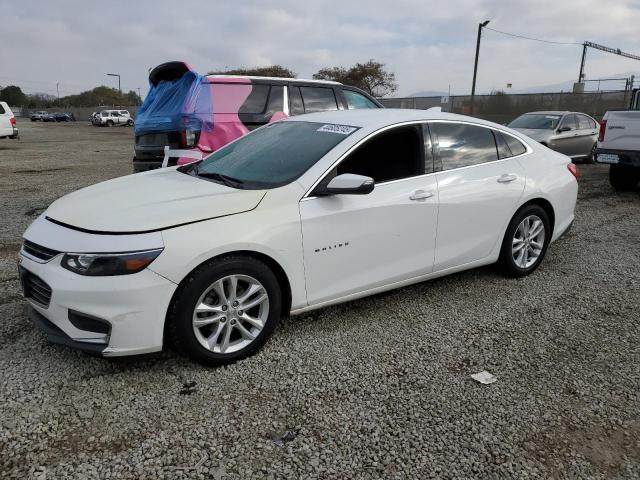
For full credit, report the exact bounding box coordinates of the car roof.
[205,75,341,85]
[285,108,504,131]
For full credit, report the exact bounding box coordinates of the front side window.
[300,87,338,113]
[431,122,498,171]
[343,90,378,109]
[193,121,357,188]
[336,125,423,183]
[508,114,561,130]
[559,114,577,130]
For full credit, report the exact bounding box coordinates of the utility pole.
[56,82,60,105]
[107,73,121,94]
[578,41,640,84]
[470,20,490,115]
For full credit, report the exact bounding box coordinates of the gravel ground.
[0,121,639,479]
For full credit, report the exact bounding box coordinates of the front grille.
[22,240,60,262]
[19,267,53,308]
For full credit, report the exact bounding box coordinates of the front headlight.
[61,249,163,276]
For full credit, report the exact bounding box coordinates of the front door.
[299,123,438,305]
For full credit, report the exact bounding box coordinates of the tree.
[59,86,139,107]
[27,93,57,108]
[313,60,397,97]
[207,65,296,78]
[0,85,29,107]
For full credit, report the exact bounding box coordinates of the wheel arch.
[162,250,293,348]
[518,197,556,238]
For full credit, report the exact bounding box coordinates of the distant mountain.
[408,90,450,98]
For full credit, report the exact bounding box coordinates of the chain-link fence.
[380,90,632,123]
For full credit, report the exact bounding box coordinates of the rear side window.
[238,84,270,114]
[431,123,498,171]
[503,133,527,156]
[577,115,595,129]
[264,85,284,118]
[0,104,5,114]
[343,90,378,109]
[494,131,512,159]
[300,87,338,112]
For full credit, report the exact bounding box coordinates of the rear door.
[576,114,598,156]
[298,85,341,114]
[430,121,526,270]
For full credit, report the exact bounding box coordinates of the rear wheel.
[609,164,640,191]
[584,143,596,164]
[498,204,551,277]
[106,120,114,127]
[127,119,134,126]
[167,255,281,366]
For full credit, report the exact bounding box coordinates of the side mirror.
[558,125,572,132]
[316,174,375,196]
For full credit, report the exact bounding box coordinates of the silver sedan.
[508,111,598,163]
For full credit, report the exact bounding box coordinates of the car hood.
[511,128,552,143]
[45,168,267,233]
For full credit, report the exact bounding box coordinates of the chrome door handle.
[497,174,517,183]
[409,189,434,200]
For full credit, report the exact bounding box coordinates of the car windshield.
[508,114,561,130]
[190,121,359,189]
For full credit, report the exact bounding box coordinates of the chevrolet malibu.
[19,109,578,365]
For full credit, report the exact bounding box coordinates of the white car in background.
[94,109,134,127]
[0,101,19,139]
[19,109,578,365]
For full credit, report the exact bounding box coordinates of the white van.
[0,102,19,139]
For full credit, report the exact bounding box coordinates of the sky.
[2,0,640,98]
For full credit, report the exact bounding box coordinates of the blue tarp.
[135,71,212,136]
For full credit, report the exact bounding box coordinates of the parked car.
[133,61,383,172]
[0,102,18,139]
[595,88,640,190]
[52,112,74,122]
[94,109,134,127]
[508,111,598,162]
[41,112,57,122]
[30,111,49,121]
[19,109,577,365]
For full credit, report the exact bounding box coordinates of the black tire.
[106,120,114,127]
[609,164,640,191]
[584,144,596,164]
[498,204,551,278]
[167,255,282,366]
[127,119,134,126]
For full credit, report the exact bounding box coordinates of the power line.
[484,27,582,46]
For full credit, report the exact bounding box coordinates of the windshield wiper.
[195,170,244,187]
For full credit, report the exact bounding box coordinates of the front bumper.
[19,253,177,356]
[595,148,640,167]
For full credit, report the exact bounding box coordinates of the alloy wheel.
[512,215,545,269]
[192,274,269,354]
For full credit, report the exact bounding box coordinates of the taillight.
[598,120,607,142]
[9,117,16,127]
[180,129,200,148]
[567,163,578,179]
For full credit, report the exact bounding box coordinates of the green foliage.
[0,85,29,107]
[313,60,397,97]
[207,65,296,78]
[59,86,141,107]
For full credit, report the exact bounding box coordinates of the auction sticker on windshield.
[317,124,358,135]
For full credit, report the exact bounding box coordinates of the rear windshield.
[508,114,561,130]
[191,121,358,188]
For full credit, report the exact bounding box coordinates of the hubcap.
[192,274,269,354]
[512,215,545,269]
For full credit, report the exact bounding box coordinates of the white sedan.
[19,109,578,365]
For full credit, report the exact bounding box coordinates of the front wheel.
[167,255,282,366]
[498,204,551,277]
[106,120,114,127]
[127,119,134,126]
